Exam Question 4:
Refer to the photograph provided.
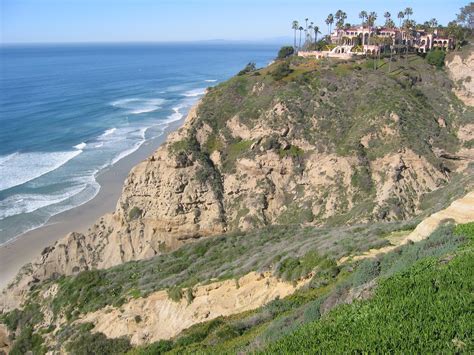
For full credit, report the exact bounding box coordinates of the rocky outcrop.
[77,271,309,346]
[446,48,474,106]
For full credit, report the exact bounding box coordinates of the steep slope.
[2,51,473,315]
[446,44,474,106]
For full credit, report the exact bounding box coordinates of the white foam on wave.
[182,88,207,98]
[205,79,217,83]
[0,174,101,244]
[0,179,89,219]
[165,105,185,123]
[100,128,117,138]
[110,127,148,165]
[111,98,166,114]
[0,150,83,192]
[74,142,87,150]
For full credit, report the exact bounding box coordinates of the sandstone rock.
[77,271,309,345]
[446,50,474,106]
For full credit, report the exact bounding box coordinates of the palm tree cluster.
[291,7,426,52]
[291,19,321,51]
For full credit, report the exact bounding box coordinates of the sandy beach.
[0,117,185,290]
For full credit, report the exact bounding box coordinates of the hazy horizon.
[1,0,468,44]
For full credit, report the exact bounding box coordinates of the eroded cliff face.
[2,53,473,312]
[446,47,474,106]
[77,271,308,346]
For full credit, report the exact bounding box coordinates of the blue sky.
[1,0,468,43]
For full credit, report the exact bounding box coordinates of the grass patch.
[265,223,474,353]
[278,145,304,158]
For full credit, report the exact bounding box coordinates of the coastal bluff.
[2,48,474,312]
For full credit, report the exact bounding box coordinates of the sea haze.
[0,42,280,244]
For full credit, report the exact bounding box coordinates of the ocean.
[0,42,280,245]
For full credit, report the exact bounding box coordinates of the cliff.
[2,49,474,313]
[446,44,474,106]
[1,47,474,353]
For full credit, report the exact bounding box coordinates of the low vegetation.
[277,46,294,60]
[45,221,410,320]
[127,222,473,353]
[426,48,446,67]
[266,223,474,353]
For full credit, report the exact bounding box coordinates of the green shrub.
[350,258,380,287]
[66,331,131,355]
[128,207,142,221]
[9,326,45,355]
[185,288,195,304]
[133,340,173,355]
[279,145,304,158]
[238,62,257,76]
[167,286,183,302]
[277,46,295,60]
[271,62,293,80]
[1,303,43,332]
[276,251,328,282]
[426,49,446,68]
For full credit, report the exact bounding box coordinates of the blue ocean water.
[0,42,280,244]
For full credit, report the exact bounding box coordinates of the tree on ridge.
[292,20,299,50]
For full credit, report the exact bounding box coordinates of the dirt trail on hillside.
[339,191,474,264]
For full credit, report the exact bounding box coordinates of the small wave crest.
[73,142,87,150]
[182,88,207,98]
[111,98,166,114]
[0,150,83,192]
[165,105,184,123]
[100,128,117,138]
[205,79,217,83]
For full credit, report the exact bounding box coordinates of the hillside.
[0,47,473,354]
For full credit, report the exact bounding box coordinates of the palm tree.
[339,12,348,44]
[359,11,368,48]
[384,12,391,27]
[368,12,377,27]
[402,18,412,61]
[403,7,414,57]
[386,19,395,29]
[298,26,304,50]
[359,11,368,26]
[335,10,345,44]
[308,22,314,43]
[292,21,299,50]
[368,12,377,45]
[404,7,413,22]
[397,11,405,28]
[429,18,438,28]
[404,5,413,52]
[313,25,321,45]
[326,14,334,36]
[342,12,348,25]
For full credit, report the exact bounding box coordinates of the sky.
[0,0,468,44]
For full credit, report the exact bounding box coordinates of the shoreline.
[0,117,186,290]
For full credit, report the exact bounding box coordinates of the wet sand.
[0,118,184,290]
